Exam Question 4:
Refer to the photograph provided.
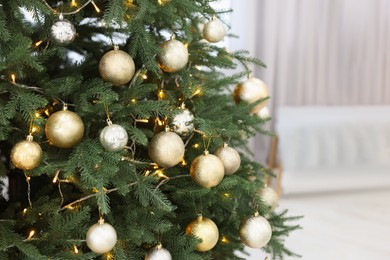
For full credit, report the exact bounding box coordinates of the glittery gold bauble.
[203,18,226,43]
[240,213,272,248]
[45,105,84,148]
[258,186,279,211]
[158,39,189,73]
[145,244,172,260]
[10,134,42,170]
[214,143,241,175]
[99,47,135,86]
[186,215,219,252]
[86,219,117,254]
[233,77,269,113]
[148,131,185,168]
[190,151,224,188]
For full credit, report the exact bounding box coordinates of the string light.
[193,143,200,148]
[158,89,165,99]
[22,208,28,215]
[52,171,60,183]
[193,88,202,96]
[155,170,169,179]
[27,230,35,240]
[195,65,202,71]
[70,0,78,7]
[91,1,100,13]
[10,74,16,84]
[221,235,230,244]
[155,117,165,126]
[35,40,43,47]
[31,126,39,133]
[73,245,79,254]
[158,0,171,5]
[130,99,137,103]
[135,119,149,123]
[142,74,148,80]
[34,112,41,118]
[181,159,187,166]
[224,193,231,198]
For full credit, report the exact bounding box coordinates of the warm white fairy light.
[27,230,35,240]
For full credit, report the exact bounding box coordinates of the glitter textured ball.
[99,120,128,152]
[10,134,42,171]
[203,18,226,43]
[145,244,172,260]
[99,47,135,86]
[186,215,219,252]
[158,39,189,73]
[50,14,76,45]
[214,143,241,175]
[45,105,84,148]
[148,131,185,168]
[86,219,117,254]
[240,213,272,248]
[190,151,224,188]
[258,186,279,211]
[233,77,269,114]
[170,108,194,138]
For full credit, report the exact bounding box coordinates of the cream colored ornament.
[158,38,189,73]
[233,77,269,113]
[190,151,224,188]
[240,212,272,248]
[258,186,279,211]
[99,46,135,86]
[148,129,185,168]
[257,106,271,120]
[145,243,172,260]
[214,143,241,175]
[86,218,117,254]
[185,215,219,252]
[45,104,84,148]
[203,17,226,43]
[99,119,128,152]
[10,134,42,170]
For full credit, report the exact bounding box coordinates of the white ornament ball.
[214,143,241,175]
[190,151,225,188]
[99,121,128,152]
[170,109,194,138]
[203,18,226,43]
[240,214,272,249]
[258,186,279,211]
[50,15,77,45]
[233,77,269,114]
[257,106,271,120]
[99,47,136,86]
[86,220,117,254]
[148,131,185,168]
[158,39,189,73]
[145,245,172,260]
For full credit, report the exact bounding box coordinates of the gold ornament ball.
[86,219,117,254]
[240,214,272,248]
[158,39,189,73]
[10,135,42,171]
[145,244,172,260]
[233,77,269,113]
[99,48,135,86]
[258,186,279,211]
[190,151,224,188]
[203,18,226,43]
[148,131,185,168]
[186,215,219,252]
[45,107,84,148]
[214,143,241,175]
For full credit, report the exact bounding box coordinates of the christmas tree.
[0,0,300,259]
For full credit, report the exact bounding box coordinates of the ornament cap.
[106,118,113,126]
[197,214,203,221]
[98,218,105,225]
[59,13,64,20]
[254,211,259,217]
[26,134,34,141]
[180,102,186,109]
[62,103,68,111]
[156,242,163,249]
[164,125,171,132]
[113,45,119,50]
[203,150,209,156]
[170,34,176,40]
[223,142,228,148]
[212,15,217,21]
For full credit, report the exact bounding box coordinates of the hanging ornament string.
[103,102,111,122]
[42,0,99,15]
[202,135,211,151]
